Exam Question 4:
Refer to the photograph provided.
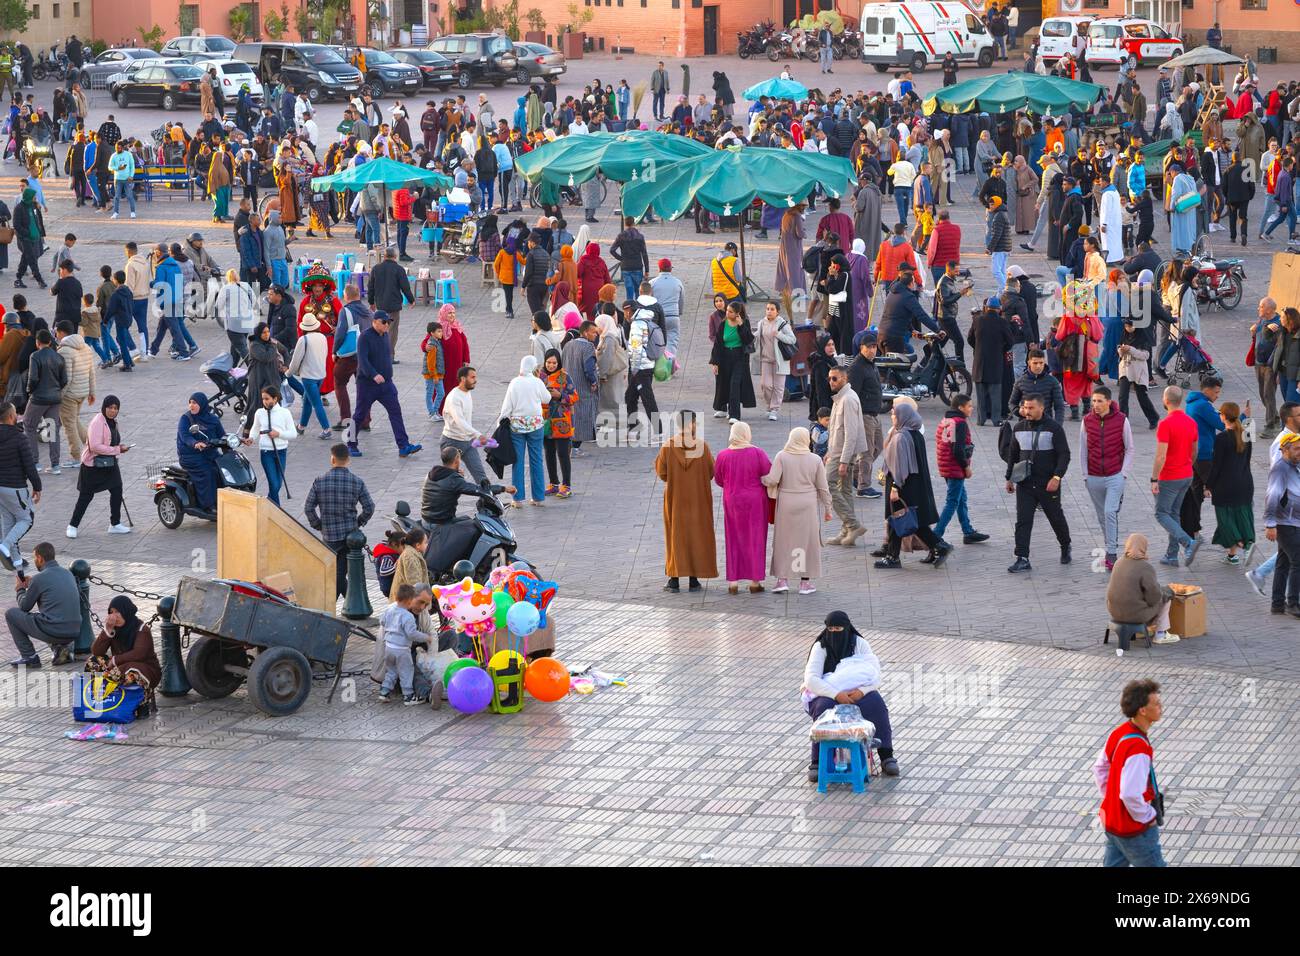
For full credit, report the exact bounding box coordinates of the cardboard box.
[260,571,297,603]
[1169,589,1206,638]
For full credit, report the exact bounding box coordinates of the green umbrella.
[621,146,855,298]
[513,129,713,191]
[923,73,1103,117]
[310,157,453,249]
[310,156,453,192]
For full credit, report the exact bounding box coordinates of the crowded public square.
[0,22,1296,884]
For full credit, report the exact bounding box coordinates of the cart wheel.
[157,491,185,529]
[247,646,313,716]
[185,636,246,699]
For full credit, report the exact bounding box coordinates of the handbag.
[1172,190,1202,213]
[0,224,14,245]
[776,321,797,361]
[1246,338,1256,367]
[888,502,918,538]
[1009,424,1041,484]
[91,454,117,468]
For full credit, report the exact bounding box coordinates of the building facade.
[1,1,95,51]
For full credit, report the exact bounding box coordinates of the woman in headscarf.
[973,131,1000,201]
[713,421,772,594]
[561,316,599,452]
[539,348,578,498]
[68,395,130,536]
[593,313,628,417]
[801,610,899,780]
[710,299,756,424]
[499,354,552,507]
[818,252,855,355]
[1165,161,1200,256]
[547,243,578,304]
[1158,101,1184,141]
[177,392,224,514]
[241,322,287,435]
[1012,155,1038,233]
[1117,273,1160,429]
[576,242,611,317]
[1105,533,1179,653]
[86,595,162,718]
[437,303,469,415]
[843,239,874,335]
[874,403,948,569]
[653,410,718,593]
[762,426,833,595]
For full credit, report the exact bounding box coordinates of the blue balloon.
[447,666,493,714]
[506,600,540,637]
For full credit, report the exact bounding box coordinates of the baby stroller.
[1167,332,1217,390]
[206,364,250,419]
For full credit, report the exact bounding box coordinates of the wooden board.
[216,489,337,613]
[1268,252,1300,310]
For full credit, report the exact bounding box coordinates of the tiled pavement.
[1,60,1298,864]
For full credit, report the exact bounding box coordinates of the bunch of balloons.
[436,563,570,715]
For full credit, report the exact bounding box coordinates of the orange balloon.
[524,657,570,702]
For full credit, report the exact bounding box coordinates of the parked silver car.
[78,48,164,90]
[511,42,566,85]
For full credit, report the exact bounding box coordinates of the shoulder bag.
[1008,425,1040,484]
[776,319,797,361]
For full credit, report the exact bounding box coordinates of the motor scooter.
[151,427,257,528]
[390,492,533,585]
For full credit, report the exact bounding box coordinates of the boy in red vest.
[933,393,989,547]
[1093,678,1166,867]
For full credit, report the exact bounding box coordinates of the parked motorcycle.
[31,50,69,82]
[833,29,862,60]
[390,494,533,585]
[737,22,774,59]
[877,332,973,407]
[1187,254,1245,310]
[151,428,257,529]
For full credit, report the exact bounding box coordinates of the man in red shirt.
[390,186,414,263]
[1093,679,1166,867]
[1150,385,1201,567]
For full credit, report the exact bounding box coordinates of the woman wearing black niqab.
[801,610,898,779]
[86,594,163,717]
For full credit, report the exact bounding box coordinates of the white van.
[202,58,265,104]
[1037,16,1093,65]
[858,2,996,73]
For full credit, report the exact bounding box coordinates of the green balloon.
[492,590,516,631]
[443,658,478,688]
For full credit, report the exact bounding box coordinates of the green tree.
[0,0,32,34]
[137,25,164,52]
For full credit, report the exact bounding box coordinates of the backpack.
[802,242,823,276]
[997,419,1018,465]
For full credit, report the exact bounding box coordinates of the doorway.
[704,6,719,55]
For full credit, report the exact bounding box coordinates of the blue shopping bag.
[71,673,144,723]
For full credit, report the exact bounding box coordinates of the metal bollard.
[342,529,373,620]
[70,559,93,657]
[158,596,191,698]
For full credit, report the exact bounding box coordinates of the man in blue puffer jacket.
[148,245,196,361]
[1182,376,1225,539]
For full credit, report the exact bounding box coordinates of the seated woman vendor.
[86,596,162,719]
[801,611,900,780]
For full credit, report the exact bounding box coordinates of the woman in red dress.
[437,303,470,415]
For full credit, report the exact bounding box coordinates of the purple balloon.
[447,666,494,714]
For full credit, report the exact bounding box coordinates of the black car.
[425,33,518,89]
[232,42,362,102]
[114,63,208,110]
[349,47,423,97]
[389,48,459,91]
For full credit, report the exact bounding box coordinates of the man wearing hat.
[650,259,684,356]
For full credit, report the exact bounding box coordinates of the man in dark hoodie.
[104,271,136,372]
[0,400,41,575]
[848,329,884,499]
[610,217,650,303]
[1005,392,1073,573]
[878,269,940,358]
[22,329,66,472]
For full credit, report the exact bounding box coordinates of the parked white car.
[199,58,265,103]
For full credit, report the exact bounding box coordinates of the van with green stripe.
[859,1,996,73]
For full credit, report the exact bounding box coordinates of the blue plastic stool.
[434,275,461,307]
[335,253,355,270]
[816,738,868,794]
[332,269,352,295]
[292,262,312,291]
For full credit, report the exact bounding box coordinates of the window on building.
[1241,0,1266,8]
[30,4,38,18]
[73,0,79,13]
[692,0,702,6]
[1082,0,1108,8]
[1180,0,1193,8]
[617,0,623,5]
[52,2,59,15]
[672,0,680,7]
[641,0,647,5]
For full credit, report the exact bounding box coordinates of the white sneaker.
[65,525,78,539]
[728,417,740,425]
[110,212,119,220]
[1116,647,1125,657]
[767,410,779,421]
[1245,568,1267,597]
[108,524,132,534]
[129,212,136,219]
[47,467,61,476]
[712,410,727,418]
[1152,631,1181,645]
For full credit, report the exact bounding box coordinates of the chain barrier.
[86,575,168,604]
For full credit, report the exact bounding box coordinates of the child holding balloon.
[378,584,424,706]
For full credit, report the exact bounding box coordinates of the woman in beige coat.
[594,313,628,418]
[762,426,832,595]
[1012,156,1038,233]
